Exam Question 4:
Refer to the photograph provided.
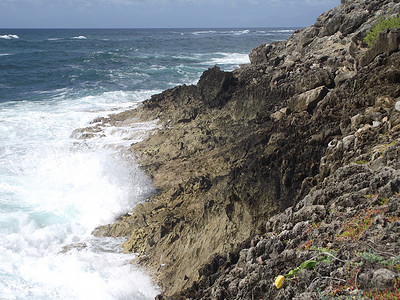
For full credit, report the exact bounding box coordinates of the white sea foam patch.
[0,34,19,39]
[19,146,152,229]
[71,90,160,113]
[271,29,295,33]
[72,35,87,39]
[232,29,250,35]
[0,90,160,299]
[192,30,217,35]
[207,52,250,69]
[0,236,159,299]
[0,148,159,298]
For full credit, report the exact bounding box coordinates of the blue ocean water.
[0,28,294,299]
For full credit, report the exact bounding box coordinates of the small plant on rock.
[378,197,389,206]
[362,251,400,271]
[336,208,385,241]
[274,260,317,289]
[364,14,400,47]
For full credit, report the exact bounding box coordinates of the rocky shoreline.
[78,0,400,298]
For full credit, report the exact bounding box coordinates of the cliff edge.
[81,0,400,298]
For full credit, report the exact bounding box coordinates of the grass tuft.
[364,14,400,47]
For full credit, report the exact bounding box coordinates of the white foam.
[69,90,159,114]
[0,237,159,299]
[270,29,295,33]
[0,53,11,56]
[72,36,87,40]
[232,29,250,35]
[207,52,250,68]
[0,34,19,39]
[0,89,160,299]
[192,30,217,35]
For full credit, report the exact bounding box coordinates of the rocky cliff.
[84,0,400,299]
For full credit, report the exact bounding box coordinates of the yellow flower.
[274,275,285,289]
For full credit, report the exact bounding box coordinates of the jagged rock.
[289,86,329,113]
[270,107,291,122]
[248,42,285,65]
[360,29,400,67]
[334,68,356,86]
[79,0,400,298]
[375,95,396,109]
[198,66,237,108]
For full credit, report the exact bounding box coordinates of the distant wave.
[0,34,19,39]
[72,36,87,40]
[270,29,295,33]
[232,30,250,35]
[192,30,217,35]
[48,38,62,41]
[0,53,12,56]
[191,29,253,37]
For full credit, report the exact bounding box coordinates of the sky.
[0,0,341,28]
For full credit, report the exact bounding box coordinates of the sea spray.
[0,92,159,299]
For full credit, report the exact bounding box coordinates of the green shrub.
[364,14,400,47]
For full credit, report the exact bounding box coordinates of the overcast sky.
[0,0,340,28]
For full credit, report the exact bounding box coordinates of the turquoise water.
[0,28,294,299]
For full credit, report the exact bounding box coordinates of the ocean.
[0,28,294,299]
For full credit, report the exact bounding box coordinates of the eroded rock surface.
[85,0,400,298]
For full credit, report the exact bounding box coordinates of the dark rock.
[198,66,237,108]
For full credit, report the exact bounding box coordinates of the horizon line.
[0,26,303,30]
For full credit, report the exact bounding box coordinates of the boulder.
[371,269,397,290]
[289,86,329,113]
[197,66,237,108]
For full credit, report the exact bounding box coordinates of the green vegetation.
[285,260,317,278]
[378,197,389,206]
[364,14,400,47]
[336,208,385,241]
[362,250,400,271]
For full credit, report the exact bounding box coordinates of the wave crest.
[0,34,19,40]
